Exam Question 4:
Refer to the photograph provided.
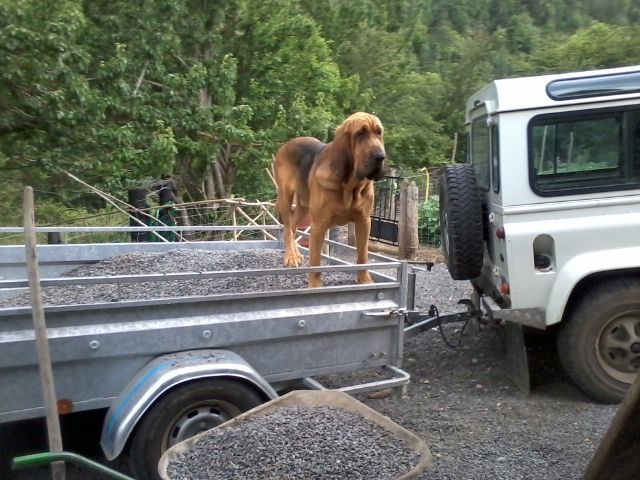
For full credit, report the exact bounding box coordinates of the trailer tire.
[128,379,265,480]
[439,164,484,280]
[557,278,640,404]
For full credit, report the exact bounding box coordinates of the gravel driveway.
[1,252,618,479]
[357,263,617,480]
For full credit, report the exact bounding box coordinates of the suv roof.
[466,64,640,120]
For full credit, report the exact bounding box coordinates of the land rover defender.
[440,64,640,403]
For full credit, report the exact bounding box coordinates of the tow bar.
[403,301,483,340]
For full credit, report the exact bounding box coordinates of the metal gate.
[370,175,403,245]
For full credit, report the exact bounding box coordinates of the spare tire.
[439,164,484,280]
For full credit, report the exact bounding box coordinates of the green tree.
[3,0,640,225]
[219,0,354,198]
[0,0,100,207]
[530,22,640,72]
[83,0,253,200]
[83,0,351,201]
[302,0,451,171]
[1,0,350,212]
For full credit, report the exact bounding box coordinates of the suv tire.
[557,277,640,403]
[439,164,484,280]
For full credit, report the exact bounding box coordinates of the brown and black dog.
[274,112,386,287]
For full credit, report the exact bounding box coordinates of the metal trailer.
[0,225,461,478]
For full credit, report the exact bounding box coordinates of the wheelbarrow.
[159,389,433,480]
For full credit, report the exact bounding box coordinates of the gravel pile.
[165,406,421,480]
[2,249,385,307]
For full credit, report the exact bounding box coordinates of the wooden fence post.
[406,181,419,259]
[398,180,408,258]
[398,180,419,260]
[24,187,65,480]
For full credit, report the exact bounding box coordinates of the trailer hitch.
[403,301,483,340]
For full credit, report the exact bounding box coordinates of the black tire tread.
[557,277,640,403]
[439,164,484,280]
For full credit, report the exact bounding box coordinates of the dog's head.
[334,112,386,181]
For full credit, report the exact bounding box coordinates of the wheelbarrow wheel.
[128,379,265,480]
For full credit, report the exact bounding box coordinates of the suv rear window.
[529,107,640,195]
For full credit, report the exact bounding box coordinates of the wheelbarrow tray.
[158,389,432,480]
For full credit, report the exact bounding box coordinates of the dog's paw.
[283,252,304,267]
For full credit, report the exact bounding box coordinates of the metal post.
[407,269,416,311]
[127,188,148,242]
[47,232,62,245]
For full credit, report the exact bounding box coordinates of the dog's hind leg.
[276,190,305,267]
[287,203,308,266]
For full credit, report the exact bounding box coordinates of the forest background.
[1,0,640,225]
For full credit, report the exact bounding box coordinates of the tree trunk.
[199,44,222,199]
[204,163,216,200]
[213,158,226,198]
[174,194,191,228]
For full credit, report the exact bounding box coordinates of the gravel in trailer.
[159,390,432,480]
[0,226,413,477]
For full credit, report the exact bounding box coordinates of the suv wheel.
[438,164,484,280]
[557,278,640,403]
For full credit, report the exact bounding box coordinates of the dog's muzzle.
[364,151,386,180]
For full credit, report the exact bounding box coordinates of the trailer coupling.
[404,301,532,396]
[403,301,483,340]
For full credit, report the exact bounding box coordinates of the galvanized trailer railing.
[0,224,421,477]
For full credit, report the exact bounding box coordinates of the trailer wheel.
[439,164,484,280]
[128,379,265,480]
[557,278,640,403]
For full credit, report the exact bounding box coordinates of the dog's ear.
[329,121,355,182]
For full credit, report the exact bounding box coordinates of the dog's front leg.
[354,216,373,284]
[308,221,329,288]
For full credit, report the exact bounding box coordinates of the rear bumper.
[481,295,546,330]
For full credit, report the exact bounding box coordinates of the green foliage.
[529,23,640,72]
[1,0,639,223]
[418,196,441,246]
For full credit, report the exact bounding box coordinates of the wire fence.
[0,199,281,246]
[2,169,444,249]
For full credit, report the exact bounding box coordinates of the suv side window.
[529,107,640,195]
[471,116,490,191]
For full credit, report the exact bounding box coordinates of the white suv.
[439,65,640,403]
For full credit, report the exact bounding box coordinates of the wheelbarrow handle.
[13,451,136,480]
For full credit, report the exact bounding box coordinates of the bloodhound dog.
[274,112,386,287]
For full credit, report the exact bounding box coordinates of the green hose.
[13,451,136,480]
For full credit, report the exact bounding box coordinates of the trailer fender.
[100,349,277,460]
